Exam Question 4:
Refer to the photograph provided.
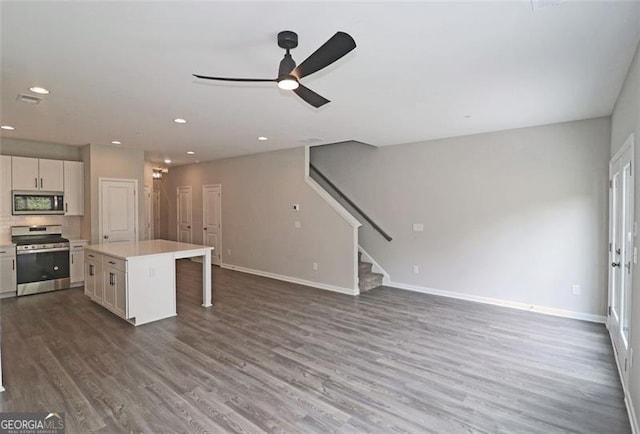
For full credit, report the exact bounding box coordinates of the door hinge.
[625,357,628,372]
[610,180,613,188]
[608,306,612,315]
[609,242,612,253]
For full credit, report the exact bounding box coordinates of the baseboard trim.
[387,281,606,323]
[221,264,358,295]
[608,330,639,434]
[628,390,639,434]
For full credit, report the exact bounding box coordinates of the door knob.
[612,262,621,268]
[204,227,207,231]
[104,235,109,239]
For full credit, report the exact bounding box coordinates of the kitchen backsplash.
[0,215,83,241]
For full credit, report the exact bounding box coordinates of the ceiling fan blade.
[292,32,356,79]
[193,74,276,82]
[293,84,330,108]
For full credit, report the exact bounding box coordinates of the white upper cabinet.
[11,157,64,191]
[63,161,84,215]
[0,156,11,217]
[39,159,64,191]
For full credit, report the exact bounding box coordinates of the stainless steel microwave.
[12,191,65,215]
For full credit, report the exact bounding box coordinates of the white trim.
[358,246,390,284]
[304,146,361,228]
[221,263,359,295]
[609,331,639,433]
[388,281,606,323]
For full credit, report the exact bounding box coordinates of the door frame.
[202,184,222,266]
[608,132,635,388]
[176,185,193,243]
[144,185,153,240]
[98,177,139,243]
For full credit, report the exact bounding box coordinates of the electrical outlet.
[313,262,318,271]
[294,221,301,229]
[413,265,419,274]
[572,284,581,295]
[227,249,231,256]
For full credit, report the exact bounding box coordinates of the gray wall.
[83,144,145,243]
[611,40,640,428]
[312,117,611,317]
[166,147,357,291]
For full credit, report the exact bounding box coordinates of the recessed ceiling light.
[186,151,195,155]
[173,118,187,124]
[29,86,50,95]
[257,136,268,141]
[464,114,472,119]
[111,140,121,145]
[164,159,172,164]
[1,125,15,130]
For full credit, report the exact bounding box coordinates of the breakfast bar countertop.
[85,239,213,260]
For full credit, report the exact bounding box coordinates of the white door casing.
[144,185,153,240]
[99,178,138,243]
[153,190,161,239]
[203,184,222,265]
[608,133,635,386]
[177,186,192,244]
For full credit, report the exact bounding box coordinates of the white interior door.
[144,185,153,240]
[153,190,161,239]
[203,184,222,265]
[608,134,635,385]
[177,186,192,244]
[99,178,138,243]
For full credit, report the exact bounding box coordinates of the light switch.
[294,221,301,229]
[413,223,424,232]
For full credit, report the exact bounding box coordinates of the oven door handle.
[17,247,70,255]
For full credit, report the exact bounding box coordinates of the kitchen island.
[84,239,213,325]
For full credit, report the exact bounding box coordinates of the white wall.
[312,117,611,318]
[611,40,640,430]
[166,147,357,293]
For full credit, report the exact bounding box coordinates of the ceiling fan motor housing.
[278,31,298,49]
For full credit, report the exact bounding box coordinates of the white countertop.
[0,240,14,248]
[85,239,212,260]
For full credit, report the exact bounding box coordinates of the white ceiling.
[1,1,639,166]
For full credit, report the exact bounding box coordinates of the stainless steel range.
[11,225,70,296]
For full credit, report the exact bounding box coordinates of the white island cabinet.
[84,239,212,326]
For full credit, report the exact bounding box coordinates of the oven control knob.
[53,266,59,271]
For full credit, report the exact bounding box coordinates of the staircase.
[358,251,383,293]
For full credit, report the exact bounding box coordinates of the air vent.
[16,94,42,104]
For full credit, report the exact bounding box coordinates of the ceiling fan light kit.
[193,30,356,108]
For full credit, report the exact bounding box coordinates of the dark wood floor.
[0,260,631,433]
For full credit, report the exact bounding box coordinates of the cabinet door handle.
[40,178,43,189]
[71,254,74,264]
[89,264,94,276]
[35,178,38,189]
[65,203,68,213]
[108,261,116,265]
[88,254,95,258]
[12,259,15,270]
[109,272,115,286]
[0,251,5,254]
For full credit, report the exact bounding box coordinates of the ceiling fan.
[193,31,356,108]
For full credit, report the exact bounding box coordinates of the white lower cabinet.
[70,240,87,286]
[0,248,16,297]
[84,251,127,319]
